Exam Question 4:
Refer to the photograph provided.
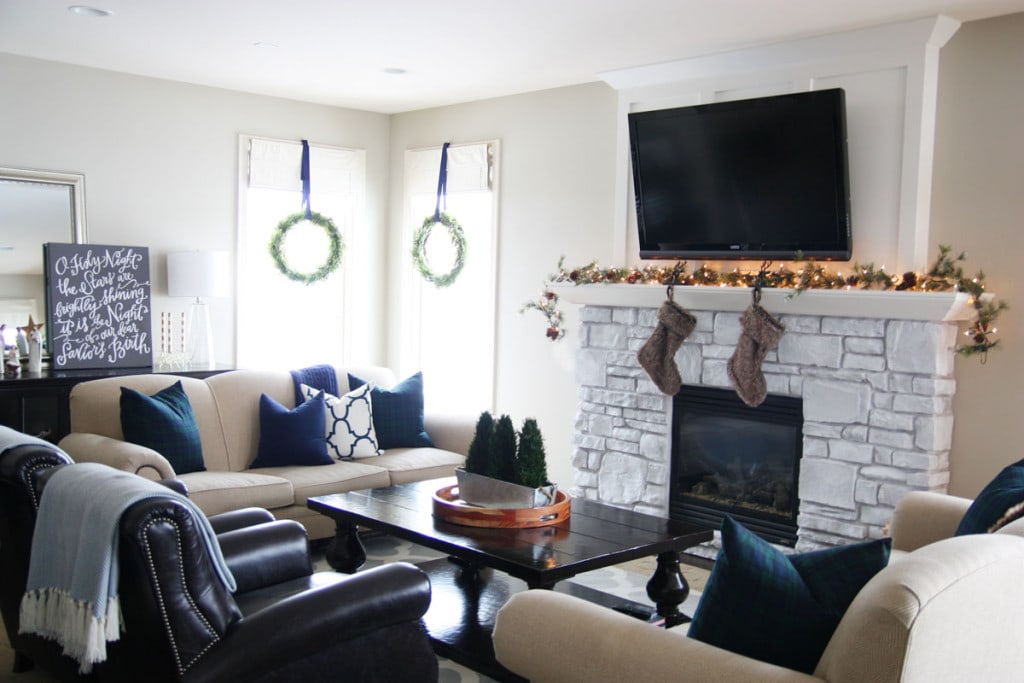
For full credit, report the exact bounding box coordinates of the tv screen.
[629,89,852,261]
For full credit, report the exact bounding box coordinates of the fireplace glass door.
[670,386,802,546]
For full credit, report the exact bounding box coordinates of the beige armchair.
[493,491,1024,683]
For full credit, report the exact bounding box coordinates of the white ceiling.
[2,0,1023,114]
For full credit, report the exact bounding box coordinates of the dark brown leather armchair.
[0,444,439,682]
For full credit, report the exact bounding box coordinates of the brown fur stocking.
[727,303,785,407]
[638,300,697,395]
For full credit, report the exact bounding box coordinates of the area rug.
[316,534,705,683]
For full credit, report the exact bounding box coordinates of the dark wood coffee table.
[308,478,713,682]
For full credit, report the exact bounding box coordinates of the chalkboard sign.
[44,242,153,369]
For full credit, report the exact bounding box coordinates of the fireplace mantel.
[552,283,979,322]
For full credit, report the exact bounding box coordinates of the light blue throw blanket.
[19,462,236,673]
[0,424,71,459]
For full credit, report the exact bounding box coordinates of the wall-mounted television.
[628,88,852,261]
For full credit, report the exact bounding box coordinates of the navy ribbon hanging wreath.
[301,139,313,219]
[268,138,344,284]
[434,142,449,221]
[412,142,467,288]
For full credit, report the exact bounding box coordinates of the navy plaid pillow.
[120,381,205,474]
[348,372,434,450]
[688,516,891,674]
[956,459,1024,535]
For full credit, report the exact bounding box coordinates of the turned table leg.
[645,550,691,628]
[324,520,367,572]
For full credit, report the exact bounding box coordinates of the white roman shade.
[248,139,363,196]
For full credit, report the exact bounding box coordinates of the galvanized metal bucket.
[455,468,558,509]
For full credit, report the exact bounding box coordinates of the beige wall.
[0,53,391,366]
[931,12,1024,496]
[389,83,619,486]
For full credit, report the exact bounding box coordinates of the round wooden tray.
[433,485,571,528]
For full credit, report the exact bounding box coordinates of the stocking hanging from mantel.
[727,285,785,408]
[638,281,697,395]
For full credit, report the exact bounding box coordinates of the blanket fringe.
[19,588,121,674]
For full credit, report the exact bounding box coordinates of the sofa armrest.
[995,516,1024,538]
[889,490,972,552]
[58,432,175,480]
[217,520,312,593]
[188,562,432,683]
[424,413,476,455]
[493,591,819,683]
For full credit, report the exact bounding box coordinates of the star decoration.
[18,316,44,336]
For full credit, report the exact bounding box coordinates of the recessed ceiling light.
[253,41,279,49]
[68,5,114,17]
[383,67,407,76]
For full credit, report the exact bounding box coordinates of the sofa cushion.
[178,471,295,516]
[120,380,205,474]
[956,458,1024,534]
[300,383,381,460]
[252,393,332,468]
[373,448,466,485]
[348,372,433,450]
[266,461,392,506]
[688,516,891,674]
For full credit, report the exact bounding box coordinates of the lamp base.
[186,298,215,369]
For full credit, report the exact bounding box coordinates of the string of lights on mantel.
[521,245,1007,361]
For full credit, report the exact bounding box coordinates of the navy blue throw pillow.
[251,393,332,468]
[120,381,206,475]
[347,372,434,450]
[956,458,1024,535]
[687,516,891,674]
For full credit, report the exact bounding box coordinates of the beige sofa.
[58,366,473,540]
[493,490,1024,682]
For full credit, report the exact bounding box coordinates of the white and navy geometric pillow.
[300,383,381,459]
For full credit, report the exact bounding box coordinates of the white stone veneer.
[572,305,959,552]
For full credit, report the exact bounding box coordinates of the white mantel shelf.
[551,283,979,322]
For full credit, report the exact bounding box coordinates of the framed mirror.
[0,167,88,351]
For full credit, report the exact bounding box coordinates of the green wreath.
[412,212,467,287]
[269,211,344,284]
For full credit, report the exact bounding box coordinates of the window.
[237,136,367,369]
[400,142,498,413]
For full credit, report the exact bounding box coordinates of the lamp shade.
[167,251,230,298]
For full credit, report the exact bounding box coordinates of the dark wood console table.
[0,364,232,442]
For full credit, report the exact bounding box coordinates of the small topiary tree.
[465,411,494,476]
[515,418,548,488]
[489,414,518,483]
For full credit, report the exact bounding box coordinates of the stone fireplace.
[563,284,971,555]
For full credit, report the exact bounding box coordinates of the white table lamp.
[167,251,230,368]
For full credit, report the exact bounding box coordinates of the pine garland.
[521,246,1007,360]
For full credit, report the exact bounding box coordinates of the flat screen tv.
[629,88,852,261]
